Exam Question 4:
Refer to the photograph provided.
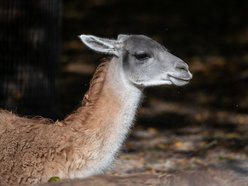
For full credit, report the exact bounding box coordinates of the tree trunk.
[0,0,61,119]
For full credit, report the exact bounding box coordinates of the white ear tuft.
[79,34,119,57]
[117,34,129,42]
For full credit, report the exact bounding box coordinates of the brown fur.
[64,58,111,126]
[0,58,123,185]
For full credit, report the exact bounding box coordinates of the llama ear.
[79,35,119,57]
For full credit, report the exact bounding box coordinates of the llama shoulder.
[0,110,53,134]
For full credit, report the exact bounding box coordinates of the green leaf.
[48,176,61,182]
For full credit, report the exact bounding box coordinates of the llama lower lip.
[168,76,190,86]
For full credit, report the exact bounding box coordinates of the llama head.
[79,34,192,87]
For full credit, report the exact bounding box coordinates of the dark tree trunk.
[0,0,61,119]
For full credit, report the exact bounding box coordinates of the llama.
[0,34,192,185]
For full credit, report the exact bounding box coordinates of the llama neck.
[104,57,143,130]
[63,58,142,178]
[65,58,143,130]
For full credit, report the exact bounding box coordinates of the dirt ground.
[111,124,248,175]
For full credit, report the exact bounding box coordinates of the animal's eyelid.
[134,51,147,55]
[134,52,151,58]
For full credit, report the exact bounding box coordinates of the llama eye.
[133,52,150,61]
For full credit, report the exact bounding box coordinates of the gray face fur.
[79,34,192,87]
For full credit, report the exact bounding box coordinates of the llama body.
[0,34,192,185]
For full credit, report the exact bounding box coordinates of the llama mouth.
[168,75,191,86]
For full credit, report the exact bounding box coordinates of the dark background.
[1,0,248,174]
[60,0,248,124]
[0,0,60,118]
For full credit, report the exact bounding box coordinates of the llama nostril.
[175,62,189,72]
[173,61,192,80]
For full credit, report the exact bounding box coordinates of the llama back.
[0,113,75,185]
[0,110,20,135]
